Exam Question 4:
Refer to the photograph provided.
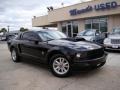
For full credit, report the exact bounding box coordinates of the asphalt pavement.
[0,42,120,90]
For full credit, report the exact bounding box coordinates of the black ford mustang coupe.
[7,30,107,77]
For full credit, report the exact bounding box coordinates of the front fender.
[46,46,75,64]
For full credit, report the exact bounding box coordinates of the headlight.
[76,53,81,58]
[104,38,111,44]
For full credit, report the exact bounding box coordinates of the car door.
[20,32,49,62]
[20,32,32,55]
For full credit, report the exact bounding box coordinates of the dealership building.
[32,0,120,37]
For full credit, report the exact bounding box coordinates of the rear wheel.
[11,48,20,62]
[50,54,72,77]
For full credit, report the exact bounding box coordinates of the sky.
[0,0,90,31]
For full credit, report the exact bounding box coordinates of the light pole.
[7,26,10,33]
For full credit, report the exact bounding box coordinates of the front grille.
[80,48,104,60]
[111,39,120,44]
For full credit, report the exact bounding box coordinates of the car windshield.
[110,28,120,35]
[38,30,67,41]
[77,31,86,36]
[84,30,95,36]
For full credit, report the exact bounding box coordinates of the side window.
[78,31,85,36]
[22,32,39,40]
[22,32,31,40]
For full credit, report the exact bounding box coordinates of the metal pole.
[7,26,10,33]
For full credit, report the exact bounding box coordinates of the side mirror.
[96,33,99,36]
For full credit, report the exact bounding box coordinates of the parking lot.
[0,42,120,90]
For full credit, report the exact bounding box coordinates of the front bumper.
[104,44,120,50]
[73,53,107,67]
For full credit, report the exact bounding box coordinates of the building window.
[85,17,107,32]
[85,24,92,29]
[100,22,107,32]
[73,22,78,37]
[62,25,67,34]
[100,18,107,32]
[85,19,92,30]
[68,24,72,37]
[92,23,99,30]
[61,21,78,37]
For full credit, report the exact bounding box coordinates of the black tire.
[90,61,106,69]
[49,54,72,77]
[11,48,20,62]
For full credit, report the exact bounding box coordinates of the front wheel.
[11,49,20,62]
[50,54,72,77]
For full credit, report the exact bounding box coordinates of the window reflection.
[85,17,107,33]
[61,21,78,37]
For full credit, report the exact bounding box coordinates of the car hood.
[108,35,120,39]
[48,39,101,51]
[79,36,94,41]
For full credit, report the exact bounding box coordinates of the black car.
[76,29,105,44]
[7,30,107,77]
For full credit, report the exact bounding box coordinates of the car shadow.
[71,67,103,78]
[19,57,103,78]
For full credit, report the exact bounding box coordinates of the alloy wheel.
[53,57,70,75]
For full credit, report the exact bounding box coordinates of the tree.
[0,28,7,32]
[20,27,28,32]
[0,28,7,35]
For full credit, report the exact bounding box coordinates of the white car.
[104,28,120,50]
[0,36,6,41]
[76,29,105,44]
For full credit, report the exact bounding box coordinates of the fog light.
[76,53,81,58]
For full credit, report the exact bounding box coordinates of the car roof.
[86,29,97,31]
[23,29,57,33]
[20,29,58,34]
[78,29,97,33]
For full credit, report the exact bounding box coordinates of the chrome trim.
[105,47,120,50]
[111,39,120,44]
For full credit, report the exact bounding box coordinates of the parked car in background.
[0,32,6,41]
[76,29,105,44]
[7,30,107,77]
[6,30,19,41]
[104,27,120,50]
[6,34,18,41]
[0,35,6,41]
